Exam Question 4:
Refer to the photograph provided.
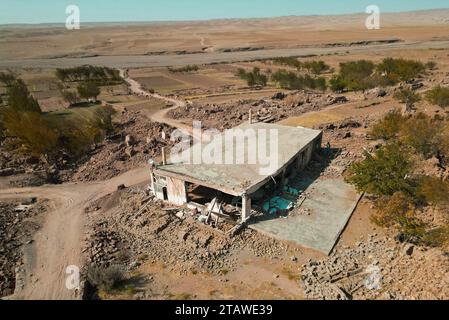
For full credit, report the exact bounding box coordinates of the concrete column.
[242,194,252,222]
[296,152,304,171]
[148,162,156,196]
[161,147,167,165]
[281,169,287,187]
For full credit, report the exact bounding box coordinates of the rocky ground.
[69,110,175,182]
[0,198,47,297]
[168,91,349,131]
[0,109,176,186]
[301,235,449,300]
[83,184,449,300]
[83,186,293,278]
[0,140,58,188]
[298,117,449,300]
[0,146,45,176]
[299,117,378,180]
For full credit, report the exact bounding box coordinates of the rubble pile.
[301,236,449,300]
[0,140,59,187]
[168,92,349,130]
[84,222,122,267]
[71,111,175,182]
[84,187,290,275]
[0,141,46,175]
[170,85,239,97]
[1,110,176,185]
[313,117,377,178]
[0,199,47,298]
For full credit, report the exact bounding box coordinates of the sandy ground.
[1,40,449,70]
[1,10,449,69]
[1,9,449,300]
[0,70,202,300]
[0,166,149,299]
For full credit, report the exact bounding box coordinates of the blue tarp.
[262,196,294,214]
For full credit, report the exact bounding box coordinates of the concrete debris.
[70,111,175,182]
[168,91,349,131]
[301,236,449,300]
[83,186,292,275]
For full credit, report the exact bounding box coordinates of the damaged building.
[149,121,322,225]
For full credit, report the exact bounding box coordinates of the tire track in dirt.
[0,166,149,300]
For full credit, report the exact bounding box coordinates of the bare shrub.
[87,264,125,293]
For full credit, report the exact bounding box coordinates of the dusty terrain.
[0,167,150,299]
[1,9,449,300]
[1,10,449,68]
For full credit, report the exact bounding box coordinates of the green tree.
[272,57,302,69]
[399,113,440,158]
[372,192,415,227]
[302,60,330,75]
[394,88,421,112]
[338,60,375,91]
[416,176,449,206]
[426,86,449,108]
[238,67,268,87]
[56,66,121,84]
[376,58,426,83]
[346,143,413,196]
[271,69,326,91]
[369,109,407,140]
[77,81,101,102]
[314,76,327,91]
[329,75,346,92]
[61,90,80,106]
[1,110,59,162]
[0,72,16,87]
[6,79,41,113]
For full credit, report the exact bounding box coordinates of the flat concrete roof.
[154,122,322,196]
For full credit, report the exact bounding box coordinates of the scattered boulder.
[272,92,286,100]
[125,135,135,147]
[403,244,414,256]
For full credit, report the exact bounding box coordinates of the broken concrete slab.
[248,178,362,255]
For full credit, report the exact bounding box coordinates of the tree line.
[236,58,449,101]
[236,67,326,91]
[329,58,433,92]
[55,65,121,106]
[55,65,121,84]
[0,74,113,164]
[346,110,449,247]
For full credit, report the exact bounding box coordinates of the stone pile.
[168,92,349,131]
[84,223,122,267]
[71,111,175,182]
[301,236,449,300]
[84,187,293,276]
[0,199,47,298]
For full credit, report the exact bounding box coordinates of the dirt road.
[0,166,149,300]
[120,69,198,137]
[0,73,202,300]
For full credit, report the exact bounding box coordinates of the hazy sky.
[1,0,448,24]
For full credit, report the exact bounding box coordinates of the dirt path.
[120,69,196,137]
[0,166,149,300]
